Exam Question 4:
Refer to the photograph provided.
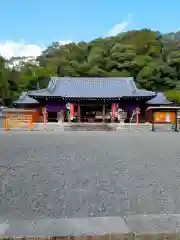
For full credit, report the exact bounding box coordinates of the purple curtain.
[122,104,137,115]
[46,103,77,112]
[46,104,66,112]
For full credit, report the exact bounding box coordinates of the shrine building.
[13,77,173,123]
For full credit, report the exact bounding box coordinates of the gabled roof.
[13,92,39,105]
[28,77,156,99]
[147,92,172,105]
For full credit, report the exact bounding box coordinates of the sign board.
[154,112,175,123]
[5,113,34,130]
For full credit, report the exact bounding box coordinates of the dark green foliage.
[1,29,180,105]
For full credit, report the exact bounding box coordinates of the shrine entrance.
[80,104,112,123]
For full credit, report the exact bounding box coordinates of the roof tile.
[147,92,172,105]
[28,77,155,98]
[13,92,39,104]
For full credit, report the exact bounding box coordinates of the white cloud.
[0,40,72,59]
[0,41,42,59]
[107,14,132,37]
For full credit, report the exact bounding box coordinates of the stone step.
[116,124,152,132]
[64,126,113,131]
[21,123,63,131]
[63,123,118,131]
[64,128,110,131]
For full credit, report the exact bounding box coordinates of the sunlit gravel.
[0,131,180,221]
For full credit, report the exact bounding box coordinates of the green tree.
[2,29,180,106]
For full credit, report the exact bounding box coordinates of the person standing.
[57,110,64,126]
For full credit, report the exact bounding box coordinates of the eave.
[28,95,156,101]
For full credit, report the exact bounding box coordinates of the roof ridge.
[14,91,39,104]
[47,78,58,91]
[47,77,136,92]
[128,79,137,93]
[28,88,47,94]
[19,92,27,100]
[50,76,134,81]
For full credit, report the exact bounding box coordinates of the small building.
[145,92,173,123]
[13,92,42,122]
[13,92,39,107]
[16,77,172,123]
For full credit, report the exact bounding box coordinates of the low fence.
[5,114,33,130]
[0,109,39,131]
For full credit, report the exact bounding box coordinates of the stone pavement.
[0,215,180,237]
[1,131,180,237]
[0,122,179,132]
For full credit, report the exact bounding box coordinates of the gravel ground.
[0,131,180,221]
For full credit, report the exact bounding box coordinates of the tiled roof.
[13,92,39,104]
[147,92,172,105]
[28,77,156,98]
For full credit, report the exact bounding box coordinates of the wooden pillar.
[4,112,9,131]
[28,115,33,131]
[77,101,81,122]
[111,103,116,122]
[102,101,105,122]
[70,103,74,119]
[175,111,178,132]
[136,107,140,130]
[152,111,155,132]
[43,107,47,130]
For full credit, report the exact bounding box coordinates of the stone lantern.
[117,108,127,123]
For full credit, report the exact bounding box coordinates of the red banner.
[70,104,74,118]
[111,103,116,120]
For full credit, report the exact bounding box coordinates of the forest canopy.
[1,29,180,105]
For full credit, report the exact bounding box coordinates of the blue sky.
[0,0,180,58]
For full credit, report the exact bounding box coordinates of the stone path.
[0,131,180,236]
